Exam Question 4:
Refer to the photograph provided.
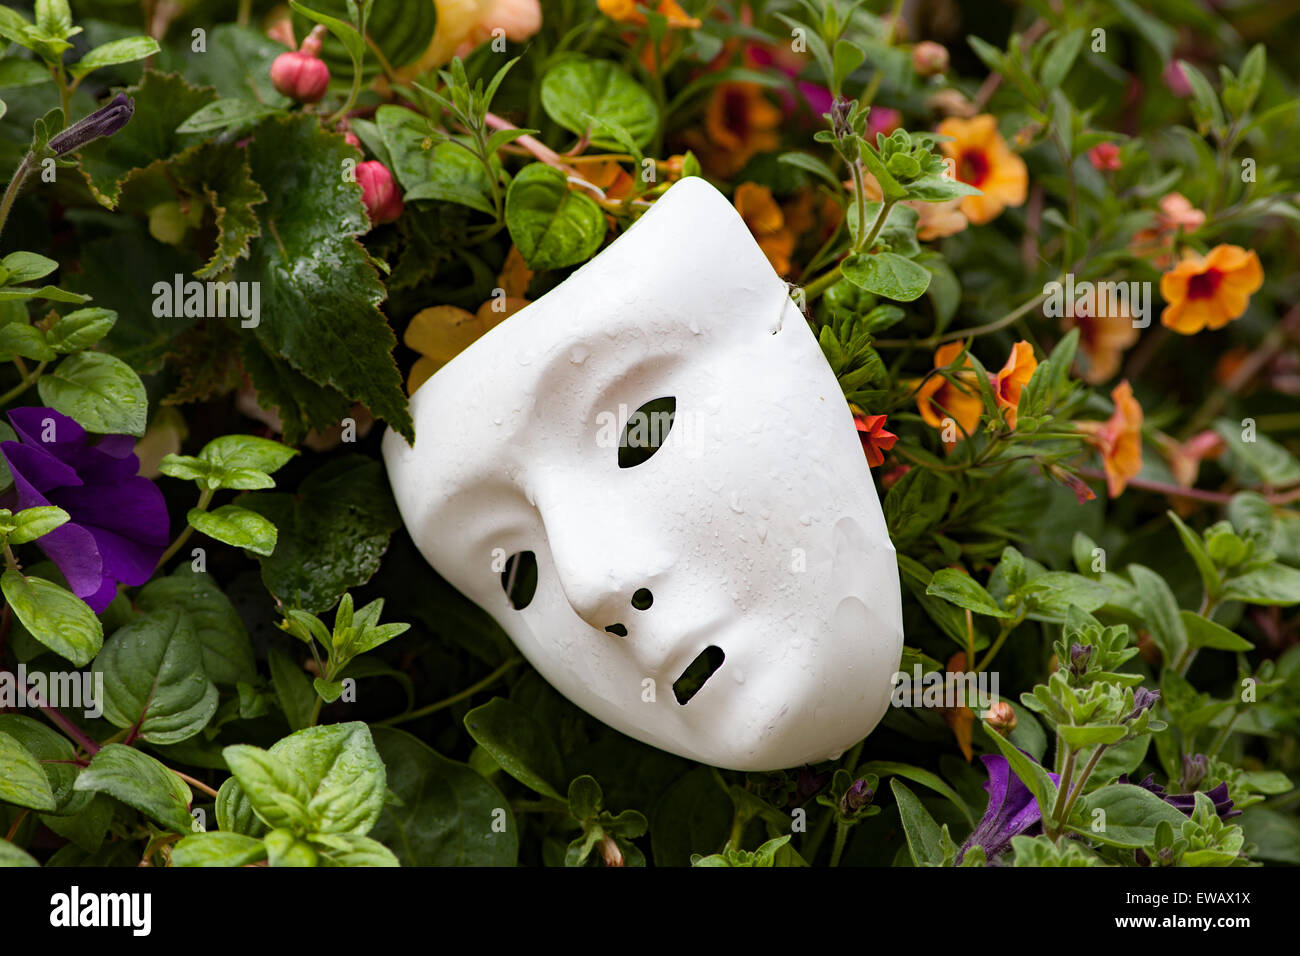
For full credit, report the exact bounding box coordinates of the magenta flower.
[1,408,169,613]
[957,753,1061,864]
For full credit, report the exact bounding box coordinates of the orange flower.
[916,342,984,447]
[993,341,1037,430]
[1064,302,1139,384]
[1160,245,1263,334]
[936,114,1027,225]
[1158,430,1225,488]
[584,160,636,202]
[1078,380,1144,497]
[852,412,898,467]
[598,0,700,28]
[734,182,794,275]
[689,82,782,177]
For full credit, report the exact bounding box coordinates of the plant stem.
[173,770,220,800]
[0,360,47,407]
[377,657,523,726]
[829,820,850,866]
[154,486,214,570]
[876,288,1053,349]
[1056,743,1109,829]
[0,153,35,244]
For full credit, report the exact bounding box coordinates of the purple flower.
[1119,774,1241,821]
[48,94,134,156]
[957,753,1061,864]
[1,408,168,613]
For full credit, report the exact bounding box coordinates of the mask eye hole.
[631,588,653,610]
[500,550,538,610]
[618,396,676,468]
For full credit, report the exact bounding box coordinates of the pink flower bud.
[356,161,404,224]
[270,50,330,103]
[1163,60,1192,98]
[912,41,949,77]
[344,131,360,148]
[985,701,1017,733]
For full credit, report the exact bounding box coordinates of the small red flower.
[356,161,404,224]
[1088,142,1121,172]
[270,50,330,103]
[854,413,898,467]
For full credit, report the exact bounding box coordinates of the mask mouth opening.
[673,646,725,705]
[604,623,628,637]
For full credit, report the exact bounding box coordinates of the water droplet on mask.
[729,492,744,514]
[756,525,767,542]
[799,513,813,526]
[569,346,589,364]
[732,668,745,684]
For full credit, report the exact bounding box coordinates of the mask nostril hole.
[500,551,538,610]
[605,623,628,637]
[631,588,653,610]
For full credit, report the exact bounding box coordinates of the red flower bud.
[344,131,361,148]
[270,50,330,103]
[356,160,404,224]
[1088,142,1122,172]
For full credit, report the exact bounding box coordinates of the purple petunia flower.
[1,408,168,613]
[957,753,1061,864]
[1119,774,1241,821]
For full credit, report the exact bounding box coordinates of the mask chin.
[383,176,905,771]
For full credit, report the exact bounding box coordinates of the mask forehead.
[384,177,904,770]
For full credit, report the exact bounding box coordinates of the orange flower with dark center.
[936,114,1027,225]
[1078,380,1144,497]
[916,341,984,447]
[852,412,898,467]
[993,341,1037,429]
[687,81,782,177]
[1160,245,1263,334]
[598,0,700,28]
[733,182,794,275]
[1064,302,1139,384]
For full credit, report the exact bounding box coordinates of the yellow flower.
[733,182,794,275]
[916,342,984,447]
[1159,244,1264,334]
[392,0,541,81]
[936,114,1027,225]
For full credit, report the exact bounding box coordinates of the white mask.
[383,177,903,771]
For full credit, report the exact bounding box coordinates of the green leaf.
[236,115,411,443]
[0,840,38,866]
[226,722,387,836]
[1057,724,1129,747]
[1126,565,1188,665]
[540,55,658,149]
[76,72,218,209]
[370,727,518,866]
[858,760,973,825]
[505,162,607,270]
[74,744,194,833]
[1,570,102,666]
[1179,59,1225,135]
[0,284,88,304]
[984,723,1058,819]
[1180,610,1253,652]
[0,730,56,811]
[187,505,278,556]
[1039,28,1084,91]
[0,321,55,361]
[891,778,944,866]
[927,569,1014,618]
[1221,564,1300,606]
[171,831,267,867]
[164,139,267,278]
[1111,0,1176,60]
[312,832,400,866]
[1215,419,1300,486]
[1,251,57,284]
[43,307,116,353]
[291,0,433,75]
[215,775,265,837]
[884,467,954,545]
[0,59,52,89]
[37,351,147,436]
[777,151,842,191]
[91,606,219,745]
[222,745,313,831]
[242,456,401,613]
[1167,510,1220,599]
[841,251,931,302]
[0,714,78,812]
[376,107,494,215]
[289,0,364,66]
[8,505,69,544]
[136,566,257,685]
[175,98,282,134]
[464,697,565,800]
[268,648,316,731]
[69,36,160,79]
[1072,783,1188,848]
